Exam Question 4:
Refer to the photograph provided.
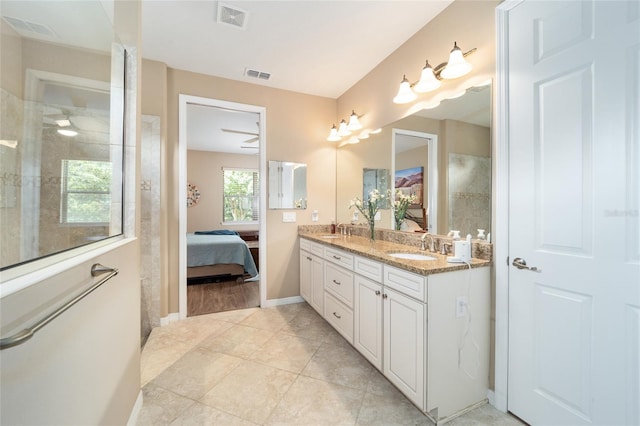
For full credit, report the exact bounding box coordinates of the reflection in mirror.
[363,168,390,209]
[0,1,125,271]
[336,82,491,236]
[268,160,307,209]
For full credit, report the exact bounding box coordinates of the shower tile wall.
[140,115,161,343]
[448,153,491,236]
[0,89,22,267]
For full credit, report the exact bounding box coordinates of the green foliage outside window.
[61,160,112,223]
[223,169,259,223]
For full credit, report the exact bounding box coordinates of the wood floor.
[187,278,259,317]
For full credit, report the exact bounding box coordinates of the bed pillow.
[194,229,239,235]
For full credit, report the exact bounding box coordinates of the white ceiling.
[141,1,456,154]
[141,1,453,99]
[3,1,490,155]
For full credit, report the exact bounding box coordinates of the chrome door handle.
[512,257,541,272]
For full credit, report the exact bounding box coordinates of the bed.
[186,232,259,284]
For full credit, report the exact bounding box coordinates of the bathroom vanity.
[299,231,491,424]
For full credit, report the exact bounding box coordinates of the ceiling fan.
[221,121,259,144]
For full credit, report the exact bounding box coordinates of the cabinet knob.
[333,279,341,285]
[332,312,342,319]
[306,256,312,261]
[382,293,388,299]
[375,290,381,296]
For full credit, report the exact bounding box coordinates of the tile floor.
[138,302,524,425]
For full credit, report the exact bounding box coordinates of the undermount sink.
[387,252,437,261]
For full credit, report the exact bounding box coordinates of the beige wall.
[186,150,260,233]
[143,0,498,314]
[140,66,336,309]
[0,1,142,423]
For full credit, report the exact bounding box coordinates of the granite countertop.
[299,232,491,276]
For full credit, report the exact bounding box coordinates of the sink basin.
[319,235,340,239]
[387,252,437,261]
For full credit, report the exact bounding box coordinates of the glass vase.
[368,219,376,242]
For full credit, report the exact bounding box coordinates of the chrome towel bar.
[0,263,119,350]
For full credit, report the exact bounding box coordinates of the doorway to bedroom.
[178,95,266,317]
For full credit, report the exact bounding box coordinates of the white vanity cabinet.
[298,237,490,424]
[322,245,355,343]
[383,286,426,408]
[299,239,324,314]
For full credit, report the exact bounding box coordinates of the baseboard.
[487,390,495,407]
[126,390,143,426]
[261,295,304,308]
[160,312,180,326]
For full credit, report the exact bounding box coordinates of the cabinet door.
[310,254,324,314]
[299,250,312,303]
[354,275,383,370]
[383,287,425,410]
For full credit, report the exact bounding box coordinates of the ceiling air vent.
[2,15,57,39]
[217,3,249,30]
[245,68,271,81]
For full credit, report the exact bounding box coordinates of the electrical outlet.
[312,210,319,222]
[456,296,467,318]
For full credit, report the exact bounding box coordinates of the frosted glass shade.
[413,61,441,93]
[393,75,417,104]
[441,42,472,79]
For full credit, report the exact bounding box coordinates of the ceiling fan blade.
[221,128,259,136]
[243,136,259,144]
[240,146,259,149]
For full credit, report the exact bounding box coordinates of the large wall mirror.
[0,1,126,272]
[336,82,492,236]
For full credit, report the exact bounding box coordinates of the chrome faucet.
[420,233,434,252]
[337,223,346,235]
[441,242,452,255]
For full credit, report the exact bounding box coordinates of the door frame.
[178,94,267,318]
[493,0,523,413]
[391,129,438,233]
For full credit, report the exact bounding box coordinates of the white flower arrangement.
[349,189,386,240]
[392,189,417,230]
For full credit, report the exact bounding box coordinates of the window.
[61,160,112,224]
[223,168,259,223]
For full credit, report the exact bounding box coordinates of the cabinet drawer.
[324,247,354,270]
[300,238,311,252]
[324,292,354,344]
[310,241,325,257]
[354,255,383,283]
[325,262,354,308]
[383,265,427,302]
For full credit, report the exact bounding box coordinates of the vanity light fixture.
[347,110,362,131]
[327,124,341,142]
[337,119,351,137]
[393,75,417,104]
[326,109,364,142]
[393,42,476,104]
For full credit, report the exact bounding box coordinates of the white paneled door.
[506,1,640,425]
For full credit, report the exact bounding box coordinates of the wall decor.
[395,166,423,207]
[187,183,201,207]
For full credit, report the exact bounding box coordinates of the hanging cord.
[458,261,480,380]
